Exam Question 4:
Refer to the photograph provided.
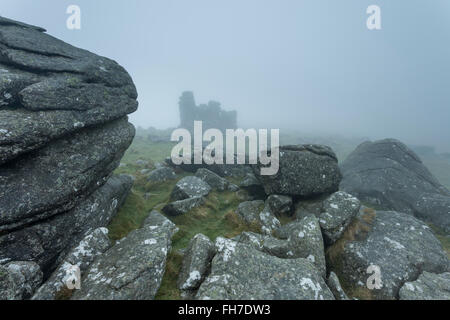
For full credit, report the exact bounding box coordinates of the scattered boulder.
[266,195,293,216]
[195,168,229,191]
[171,176,211,201]
[236,201,265,224]
[399,272,450,300]
[254,145,342,197]
[239,173,266,199]
[72,211,178,300]
[177,234,216,291]
[340,139,450,232]
[328,211,449,300]
[147,167,177,184]
[196,238,334,300]
[162,197,205,217]
[319,191,361,245]
[0,261,43,300]
[258,204,282,235]
[32,228,112,300]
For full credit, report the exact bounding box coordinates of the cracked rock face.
[171,176,212,201]
[340,139,450,232]
[255,145,342,197]
[319,191,361,245]
[196,237,334,300]
[329,211,449,300]
[72,211,178,300]
[0,17,137,277]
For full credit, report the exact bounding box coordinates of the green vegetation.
[110,137,258,300]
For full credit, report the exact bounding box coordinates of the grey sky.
[2,0,449,151]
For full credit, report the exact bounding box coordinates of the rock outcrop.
[340,139,450,233]
[255,145,342,197]
[179,91,237,135]
[0,17,136,279]
[328,210,449,300]
[196,238,334,300]
[72,211,178,300]
[399,271,450,300]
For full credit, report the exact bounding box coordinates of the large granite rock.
[0,17,137,165]
[340,139,450,233]
[0,174,133,274]
[177,234,216,291]
[329,210,449,300]
[196,238,334,300]
[72,211,178,300]
[0,118,134,232]
[0,261,43,300]
[0,17,137,280]
[255,145,342,197]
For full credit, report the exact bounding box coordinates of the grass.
[429,223,450,259]
[326,207,377,300]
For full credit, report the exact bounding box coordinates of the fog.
[2,0,450,152]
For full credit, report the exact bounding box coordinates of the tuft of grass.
[155,250,184,300]
[428,223,450,259]
[326,209,377,300]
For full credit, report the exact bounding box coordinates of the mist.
[2,0,449,152]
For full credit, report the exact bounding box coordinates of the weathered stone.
[177,234,216,291]
[32,228,111,300]
[147,167,177,183]
[0,117,135,232]
[340,139,450,233]
[329,211,449,300]
[162,197,205,217]
[255,145,342,197]
[171,176,211,201]
[72,211,178,300]
[319,191,361,245]
[196,238,334,300]
[327,272,349,300]
[399,272,450,300]
[0,175,133,273]
[195,168,229,191]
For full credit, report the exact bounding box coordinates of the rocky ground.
[0,17,449,300]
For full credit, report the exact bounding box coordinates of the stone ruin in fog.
[178,91,237,134]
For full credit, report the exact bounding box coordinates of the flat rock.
[162,197,205,217]
[0,261,43,300]
[196,238,334,300]
[195,168,229,191]
[147,167,177,183]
